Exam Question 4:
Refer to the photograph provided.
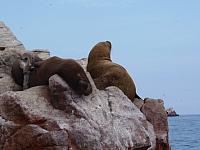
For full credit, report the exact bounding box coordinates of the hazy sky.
[1,0,200,114]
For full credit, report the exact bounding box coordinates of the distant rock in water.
[166,108,179,117]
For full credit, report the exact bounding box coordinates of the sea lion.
[11,54,92,96]
[87,41,141,102]
[11,52,42,90]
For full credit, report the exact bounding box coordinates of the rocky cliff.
[0,21,170,150]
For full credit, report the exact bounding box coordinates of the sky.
[1,0,200,114]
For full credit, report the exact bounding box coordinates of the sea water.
[168,115,200,150]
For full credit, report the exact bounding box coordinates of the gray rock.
[0,49,22,73]
[0,21,25,89]
[32,49,50,60]
[49,74,153,149]
[0,75,155,149]
[0,21,25,52]
[134,98,144,109]
[0,72,22,94]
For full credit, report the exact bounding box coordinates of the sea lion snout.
[77,80,92,96]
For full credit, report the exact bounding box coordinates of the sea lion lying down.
[11,53,92,96]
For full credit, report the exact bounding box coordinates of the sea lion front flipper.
[94,72,120,90]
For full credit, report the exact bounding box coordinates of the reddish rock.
[0,117,21,150]
[141,98,170,150]
[3,124,69,150]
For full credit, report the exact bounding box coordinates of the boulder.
[0,49,22,74]
[3,124,69,150]
[0,21,25,93]
[0,74,156,149]
[0,72,22,94]
[133,98,144,110]
[32,49,50,60]
[0,117,21,150]
[141,98,170,150]
[0,21,25,52]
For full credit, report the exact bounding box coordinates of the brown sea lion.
[87,41,141,102]
[11,54,92,96]
[11,52,42,90]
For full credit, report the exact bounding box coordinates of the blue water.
[168,115,200,150]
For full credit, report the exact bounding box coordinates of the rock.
[0,116,21,150]
[49,74,154,149]
[0,86,68,124]
[0,72,22,94]
[0,21,25,52]
[141,98,170,150]
[166,108,179,117]
[0,74,155,149]
[0,49,22,73]
[134,98,144,109]
[147,122,156,150]
[32,49,50,60]
[0,22,23,71]
[0,49,26,94]
[76,58,87,71]
[3,124,69,150]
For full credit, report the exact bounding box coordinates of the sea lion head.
[74,73,92,96]
[19,52,34,74]
[19,52,42,74]
[88,41,112,63]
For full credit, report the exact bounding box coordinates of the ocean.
[168,115,200,150]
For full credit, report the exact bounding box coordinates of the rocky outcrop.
[0,21,25,94]
[166,108,179,117]
[0,21,25,52]
[141,98,170,150]
[32,49,50,60]
[0,21,170,150]
[0,75,156,149]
